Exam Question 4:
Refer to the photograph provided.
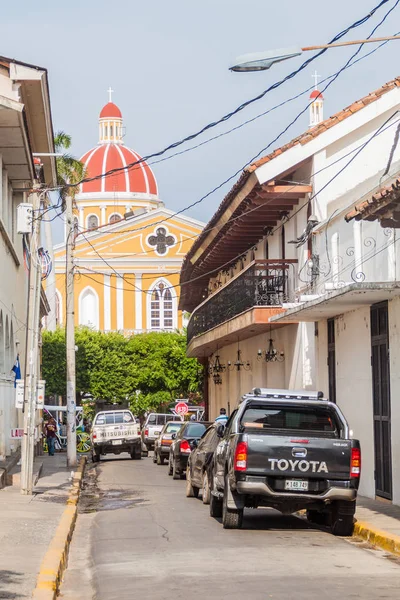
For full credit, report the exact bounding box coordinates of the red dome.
[79,143,158,196]
[100,102,122,119]
[310,89,323,100]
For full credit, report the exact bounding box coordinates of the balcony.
[187,260,297,355]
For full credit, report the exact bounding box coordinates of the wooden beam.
[260,184,312,195]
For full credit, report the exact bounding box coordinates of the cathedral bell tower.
[309,71,324,128]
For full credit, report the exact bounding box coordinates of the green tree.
[42,329,201,415]
[54,131,86,201]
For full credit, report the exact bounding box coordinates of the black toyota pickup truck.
[210,388,361,535]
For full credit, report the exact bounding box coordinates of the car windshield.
[240,405,339,438]
[95,411,134,425]
[148,414,176,426]
[184,423,207,438]
[165,423,183,433]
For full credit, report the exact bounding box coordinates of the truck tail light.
[234,441,248,472]
[93,432,97,439]
[145,428,149,437]
[180,440,191,454]
[350,447,361,478]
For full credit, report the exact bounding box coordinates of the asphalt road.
[60,453,400,600]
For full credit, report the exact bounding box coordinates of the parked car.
[168,421,212,480]
[91,409,141,462]
[210,388,360,535]
[186,424,219,504]
[141,413,180,455]
[153,421,184,465]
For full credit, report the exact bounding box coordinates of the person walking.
[45,418,57,456]
[215,408,228,425]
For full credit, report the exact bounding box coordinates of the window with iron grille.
[150,283,175,329]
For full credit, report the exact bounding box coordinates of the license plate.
[285,480,308,491]
[112,440,123,445]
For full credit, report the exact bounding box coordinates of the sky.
[1,0,400,243]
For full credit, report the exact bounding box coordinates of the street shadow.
[0,570,26,599]
[242,510,314,531]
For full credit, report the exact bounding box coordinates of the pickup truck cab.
[91,409,141,462]
[210,388,361,535]
[141,413,181,455]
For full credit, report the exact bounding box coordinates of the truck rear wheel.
[185,468,199,498]
[209,492,223,518]
[330,501,355,536]
[306,509,330,527]
[157,452,165,466]
[172,460,181,480]
[92,450,100,463]
[222,482,243,530]
[202,472,211,505]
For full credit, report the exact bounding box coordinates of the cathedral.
[53,94,204,332]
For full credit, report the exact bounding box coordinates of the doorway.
[370,301,392,499]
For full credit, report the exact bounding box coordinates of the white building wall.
[207,323,315,419]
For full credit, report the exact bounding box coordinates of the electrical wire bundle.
[22,234,53,280]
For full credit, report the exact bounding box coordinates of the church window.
[147,227,175,255]
[149,282,175,330]
[79,287,99,329]
[109,213,122,224]
[105,125,108,137]
[110,125,113,137]
[87,215,99,230]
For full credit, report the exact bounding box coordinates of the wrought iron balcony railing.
[187,260,297,343]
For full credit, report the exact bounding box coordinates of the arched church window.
[109,213,122,224]
[150,282,175,330]
[87,215,99,230]
[79,287,99,329]
[110,125,113,137]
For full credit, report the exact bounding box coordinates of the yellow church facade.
[53,97,204,332]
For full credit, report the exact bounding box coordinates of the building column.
[117,275,124,331]
[135,273,143,331]
[100,206,107,226]
[104,274,111,331]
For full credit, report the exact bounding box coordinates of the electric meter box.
[17,203,33,234]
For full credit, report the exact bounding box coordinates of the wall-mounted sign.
[15,380,24,409]
[10,428,24,439]
[36,380,45,409]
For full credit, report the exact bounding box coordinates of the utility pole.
[66,194,77,467]
[21,187,42,495]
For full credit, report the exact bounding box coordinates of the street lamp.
[230,35,400,72]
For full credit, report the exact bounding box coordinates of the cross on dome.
[148,227,175,255]
[312,70,321,89]
[107,86,114,103]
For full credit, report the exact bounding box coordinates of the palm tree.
[54,131,86,202]
[45,132,85,330]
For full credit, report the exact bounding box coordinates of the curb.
[32,456,87,600]
[353,520,400,556]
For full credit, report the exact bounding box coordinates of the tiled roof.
[345,176,400,224]
[248,77,400,172]
[180,76,400,309]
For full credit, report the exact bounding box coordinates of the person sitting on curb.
[45,418,57,456]
[215,408,228,425]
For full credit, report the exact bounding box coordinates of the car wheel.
[185,467,199,498]
[156,452,163,465]
[222,476,243,529]
[330,502,355,536]
[202,472,211,505]
[172,460,181,480]
[209,491,223,518]
[135,447,142,460]
[168,455,173,476]
[92,451,100,463]
[153,450,158,464]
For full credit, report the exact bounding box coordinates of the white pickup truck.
[91,409,141,462]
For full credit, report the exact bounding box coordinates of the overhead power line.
[47,0,391,194]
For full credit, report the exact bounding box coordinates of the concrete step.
[7,459,43,487]
[0,448,21,489]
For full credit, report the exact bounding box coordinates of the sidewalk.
[0,452,72,599]
[354,495,400,554]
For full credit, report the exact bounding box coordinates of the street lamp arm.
[302,34,400,52]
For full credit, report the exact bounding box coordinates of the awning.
[269,282,400,323]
